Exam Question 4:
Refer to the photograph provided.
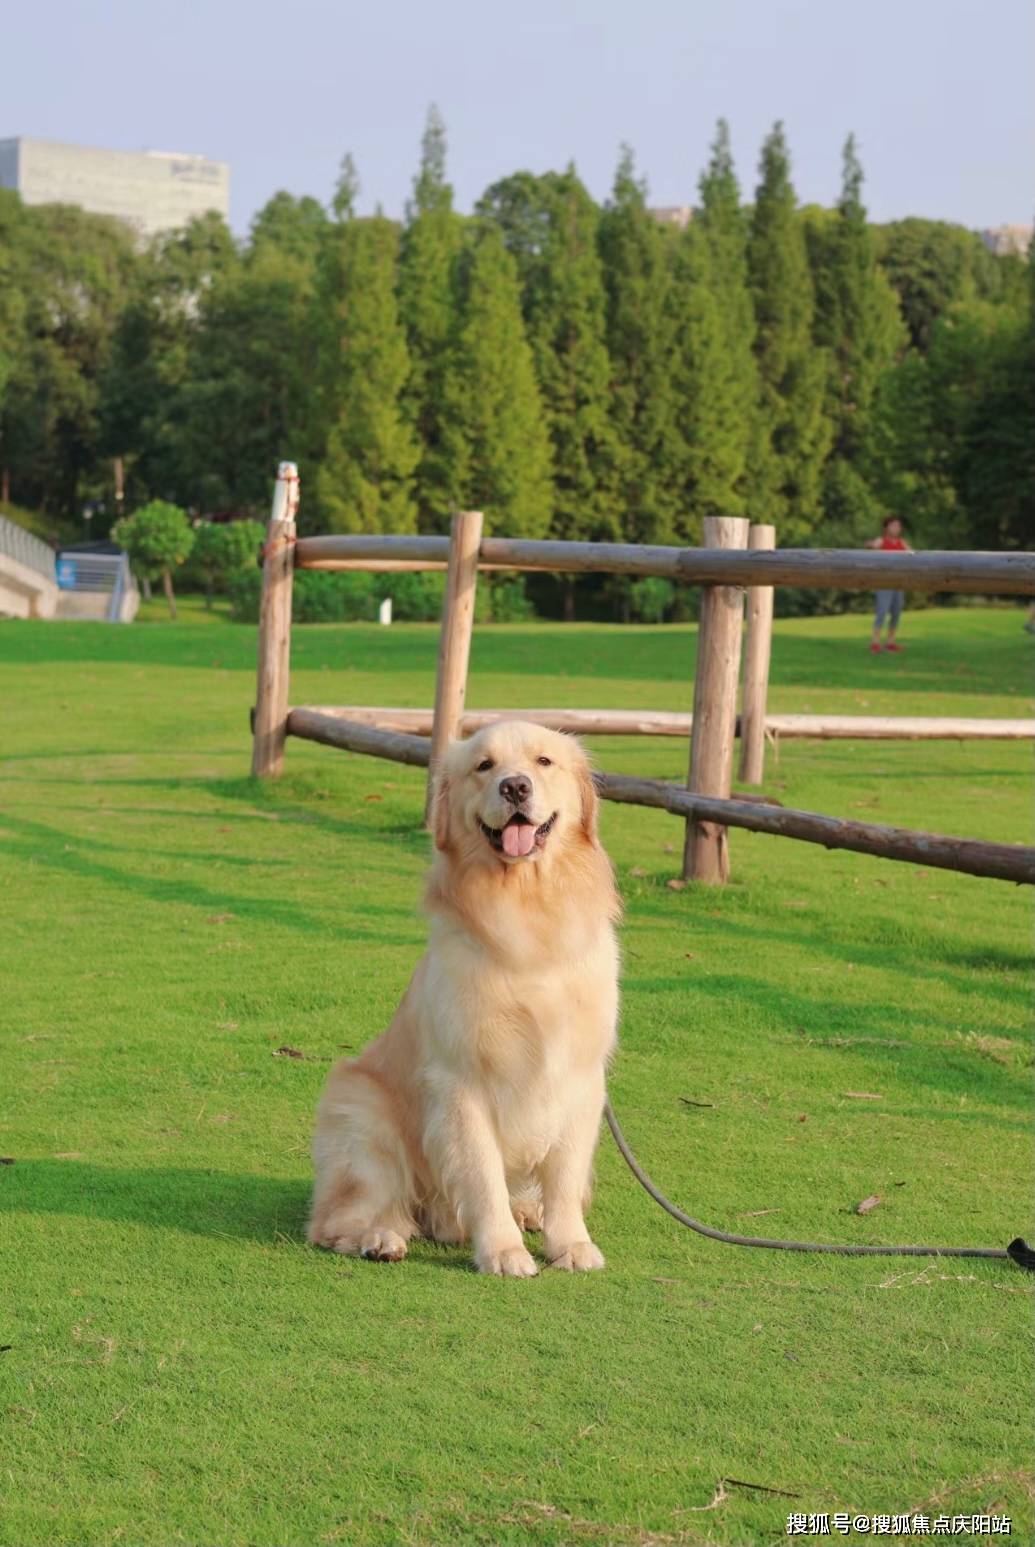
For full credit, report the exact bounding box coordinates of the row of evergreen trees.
[1,110,1031,565]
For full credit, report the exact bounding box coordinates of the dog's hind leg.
[307,1066,416,1262]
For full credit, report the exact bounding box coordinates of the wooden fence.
[251,462,1035,886]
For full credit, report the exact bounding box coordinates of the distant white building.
[980,224,1032,257]
[0,136,229,239]
[649,205,694,230]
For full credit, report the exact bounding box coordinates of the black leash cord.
[604,1100,1034,1267]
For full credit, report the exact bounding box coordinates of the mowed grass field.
[1,605,1032,1547]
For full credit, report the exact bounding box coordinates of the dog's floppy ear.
[432,769,453,851]
[576,757,599,845]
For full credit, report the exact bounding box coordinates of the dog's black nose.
[499,774,532,807]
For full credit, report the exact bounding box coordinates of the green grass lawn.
[1,606,1032,1547]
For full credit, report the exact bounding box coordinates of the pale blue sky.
[5,0,1033,234]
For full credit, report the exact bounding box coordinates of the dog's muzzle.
[479,811,558,858]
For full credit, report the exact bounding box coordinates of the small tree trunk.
[563,577,576,623]
[162,566,177,620]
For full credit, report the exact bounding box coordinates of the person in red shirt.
[865,516,913,653]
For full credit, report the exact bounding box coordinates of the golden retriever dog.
[307,720,620,1276]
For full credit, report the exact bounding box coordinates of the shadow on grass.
[72,772,431,846]
[1,1159,310,1243]
[627,886,1032,1012]
[0,811,423,945]
[622,968,1031,1115]
[0,1160,474,1270]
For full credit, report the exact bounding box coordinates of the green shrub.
[488,576,534,621]
[381,571,446,621]
[227,569,262,622]
[227,569,377,624]
[629,577,675,623]
[188,520,264,605]
[295,571,376,623]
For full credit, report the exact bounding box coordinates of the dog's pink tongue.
[503,821,536,857]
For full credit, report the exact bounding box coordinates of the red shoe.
[869,641,882,653]
[885,642,903,653]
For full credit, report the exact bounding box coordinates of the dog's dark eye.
[476,758,494,773]
[536,756,553,767]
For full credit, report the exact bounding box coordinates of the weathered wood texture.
[287,710,433,768]
[765,716,1035,741]
[294,533,1035,594]
[426,511,483,818]
[283,712,1035,885]
[684,517,749,883]
[295,706,1035,741]
[739,523,776,784]
[250,462,299,778]
[595,772,1035,886]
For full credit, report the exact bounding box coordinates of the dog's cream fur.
[307,721,620,1275]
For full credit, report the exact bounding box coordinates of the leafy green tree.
[597,146,681,544]
[100,213,238,511]
[865,227,1035,555]
[479,167,621,613]
[0,192,29,501]
[439,223,553,534]
[2,201,136,518]
[398,107,465,529]
[629,576,674,622]
[694,121,758,506]
[314,174,418,533]
[806,136,906,536]
[665,122,760,536]
[175,220,323,512]
[190,519,264,606]
[113,499,194,618]
[748,123,833,539]
[249,191,328,265]
[873,218,995,351]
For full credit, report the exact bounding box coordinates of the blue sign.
[56,558,77,589]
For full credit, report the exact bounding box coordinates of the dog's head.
[434,720,599,864]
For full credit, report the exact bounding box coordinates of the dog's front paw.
[359,1228,408,1262]
[476,1242,539,1277]
[548,1240,604,1272]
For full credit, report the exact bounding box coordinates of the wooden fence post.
[683,515,750,883]
[425,510,483,820]
[738,522,776,785]
[251,461,299,778]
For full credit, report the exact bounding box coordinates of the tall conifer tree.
[315,161,418,533]
[398,106,464,530]
[666,120,758,534]
[439,224,553,535]
[597,146,681,544]
[479,167,622,585]
[806,135,906,533]
[694,121,757,510]
[748,123,832,539]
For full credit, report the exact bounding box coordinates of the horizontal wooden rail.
[284,710,1035,884]
[294,705,1035,742]
[293,534,1035,594]
[593,774,1035,885]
